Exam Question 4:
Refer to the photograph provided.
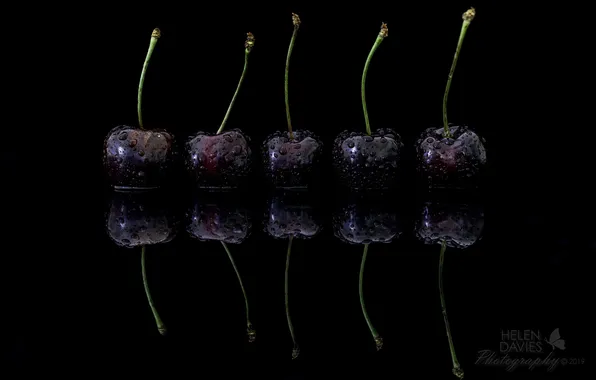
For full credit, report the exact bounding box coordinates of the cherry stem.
[442,8,476,138]
[284,13,301,141]
[359,244,383,350]
[362,23,388,136]
[138,28,161,130]
[216,33,255,135]
[285,235,299,359]
[221,241,255,342]
[141,246,167,336]
[439,240,463,379]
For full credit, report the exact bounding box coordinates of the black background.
[4,1,592,378]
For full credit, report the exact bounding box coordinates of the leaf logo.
[545,328,566,350]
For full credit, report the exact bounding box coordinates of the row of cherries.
[104,9,485,191]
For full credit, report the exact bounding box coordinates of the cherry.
[262,13,323,188]
[263,130,323,189]
[333,128,404,190]
[416,125,486,189]
[186,191,251,244]
[103,28,177,190]
[185,33,255,189]
[416,8,487,189]
[332,23,405,190]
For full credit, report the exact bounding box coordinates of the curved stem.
[141,246,167,336]
[442,8,476,138]
[285,236,299,359]
[216,33,255,135]
[221,241,255,342]
[439,240,463,379]
[285,13,301,140]
[359,244,383,350]
[362,23,388,136]
[138,28,161,130]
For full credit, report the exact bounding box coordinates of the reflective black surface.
[415,201,484,249]
[187,191,252,243]
[333,191,404,244]
[265,190,322,239]
[106,190,179,247]
[9,182,591,377]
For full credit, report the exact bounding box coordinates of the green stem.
[439,240,464,379]
[141,246,167,336]
[138,28,161,130]
[442,8,476,138]
[359,244,383,350]
[216,32,255,135]
[221,241,255,342]
[285,13,301,140]
[285,235,299,359]
[362,23,388,136]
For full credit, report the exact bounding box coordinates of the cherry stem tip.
[462,8,476,22]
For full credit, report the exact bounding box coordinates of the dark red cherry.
[186,191,251,244]
[105,190,179,248]
[185,129,252,189]
[262,130,323,189]
[415,125,487,189]
[103,125,177,190]
[332,128,404,190]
